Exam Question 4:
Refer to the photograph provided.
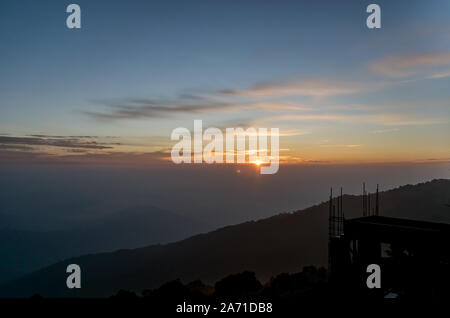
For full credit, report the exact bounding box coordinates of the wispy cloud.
[428,69,450,79]
[371,128,400,134]
[261,113,441,126]
[27,134,100,139]
[371,52,450,78]
[0,144,33,151]
[0,136,115,150]
[85,94,312,120]
[220,78,377,97]
[85,97,233,120]
[319,144,362,148]
[0,148,169,165]
[0,134,172,164]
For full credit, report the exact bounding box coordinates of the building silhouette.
[328,185,450,300]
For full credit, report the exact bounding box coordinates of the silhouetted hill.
[0,205,202,284]
[1,179,449,297]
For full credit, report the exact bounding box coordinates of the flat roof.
[346,216,450,232]
[344,216,450,241]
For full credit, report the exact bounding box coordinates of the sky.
[0,0,449,164]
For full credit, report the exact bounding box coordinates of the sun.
[253,160,262,166]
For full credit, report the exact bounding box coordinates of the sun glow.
[253,160,262,166]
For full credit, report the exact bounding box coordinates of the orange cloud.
[371,52,450,78]
[220,79,378,97]
[261,113,441,126]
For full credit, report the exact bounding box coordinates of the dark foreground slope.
[1,179,449,297]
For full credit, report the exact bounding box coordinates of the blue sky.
[0,0,449,163]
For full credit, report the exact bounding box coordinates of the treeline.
[111,266,329,304]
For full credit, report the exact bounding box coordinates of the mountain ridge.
[1,179,449,297]
[0,204,203,284]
